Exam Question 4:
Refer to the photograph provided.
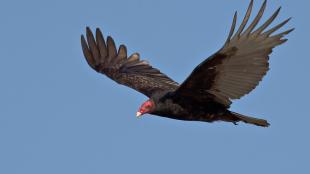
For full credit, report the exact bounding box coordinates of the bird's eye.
[144,105,150,109]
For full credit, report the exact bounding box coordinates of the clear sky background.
[0,0,309,173]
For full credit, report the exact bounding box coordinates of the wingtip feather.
[225,11,237,44]
[81,34,96,69]
[233,0,253,38]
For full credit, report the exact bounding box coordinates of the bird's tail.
[225,112,270,127]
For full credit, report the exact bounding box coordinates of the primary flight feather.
[81,0,293,127]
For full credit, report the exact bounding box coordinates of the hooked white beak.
[136,112,142,117]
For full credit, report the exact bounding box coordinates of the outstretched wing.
[81,27,178,97]
[175,0,293,107]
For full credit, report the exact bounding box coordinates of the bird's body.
[81,0,293,127]
[149,91,222,121]
[145,90,267,126]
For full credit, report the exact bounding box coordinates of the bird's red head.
[136,100,155,117]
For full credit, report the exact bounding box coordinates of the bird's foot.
[233,121,238,125]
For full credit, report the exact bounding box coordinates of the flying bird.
[81,0,293,127]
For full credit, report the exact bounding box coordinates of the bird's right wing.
[175,0,293,107]
[81,27,179,97]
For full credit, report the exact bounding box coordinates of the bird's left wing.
[175,0,293,107]
[81,27,178,97]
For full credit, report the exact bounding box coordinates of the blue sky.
[0,0,309,173]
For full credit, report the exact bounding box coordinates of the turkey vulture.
[81,0,293,127]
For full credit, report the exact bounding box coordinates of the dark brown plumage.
[81,0,293,127]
